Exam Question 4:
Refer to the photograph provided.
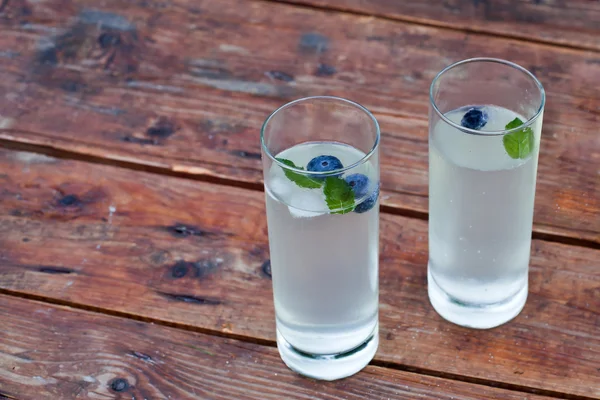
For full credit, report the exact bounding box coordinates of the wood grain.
[281,0,600,52]
[0,0,598,242]
[0,149,598,398]
[0,295,559,400]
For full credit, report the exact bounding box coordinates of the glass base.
[276,324,378,381]
[428,268,527,329]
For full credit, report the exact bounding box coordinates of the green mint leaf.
[276,158,323,189]
[323,177,355,214]
[503,117,534,159]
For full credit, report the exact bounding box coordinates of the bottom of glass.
[276,324,379,381]
[428,267,528,329]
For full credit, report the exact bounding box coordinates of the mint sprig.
[503,117,534,159]
[323,177,355,214]
[276,158,356,214]
[276,158,323,189]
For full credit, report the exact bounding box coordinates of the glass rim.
[260,96,381,176]
[429,57,546,137]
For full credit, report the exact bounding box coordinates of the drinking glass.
[428,58,545,329]
[261,96,380,380]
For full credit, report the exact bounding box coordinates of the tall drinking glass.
[428,58,545,329]
[261,96,380,380]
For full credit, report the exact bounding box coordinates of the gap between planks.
[263,0,600,54]
[0,288,596,400]
[1,138,598,251]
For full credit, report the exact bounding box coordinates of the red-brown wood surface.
[1,149,598,398]
[0,0,598,242]
[0,0,599,398]
[282,0,600,51]
[0,295,559,400]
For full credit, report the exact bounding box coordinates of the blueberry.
[344,173,370,198]
[306,155,343,177]
[460,108,488,130]
[354,183,380,214]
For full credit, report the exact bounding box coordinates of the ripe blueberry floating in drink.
[460,108,488,130]
[345,173,378,213]
[307,155,344,177]
[344,173,370,197]
[354,183,379,214]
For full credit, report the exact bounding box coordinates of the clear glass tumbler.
[261,96,380,380]
[428,58,545,329]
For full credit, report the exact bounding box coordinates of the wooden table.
[0,0,598,398]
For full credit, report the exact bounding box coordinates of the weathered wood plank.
[0,0,598,242]
[282,0,600,52]
[0,149,598,397]
[1,296,559,400]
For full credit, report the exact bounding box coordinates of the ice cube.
[288,189,327,218]
[269,175,293,200]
